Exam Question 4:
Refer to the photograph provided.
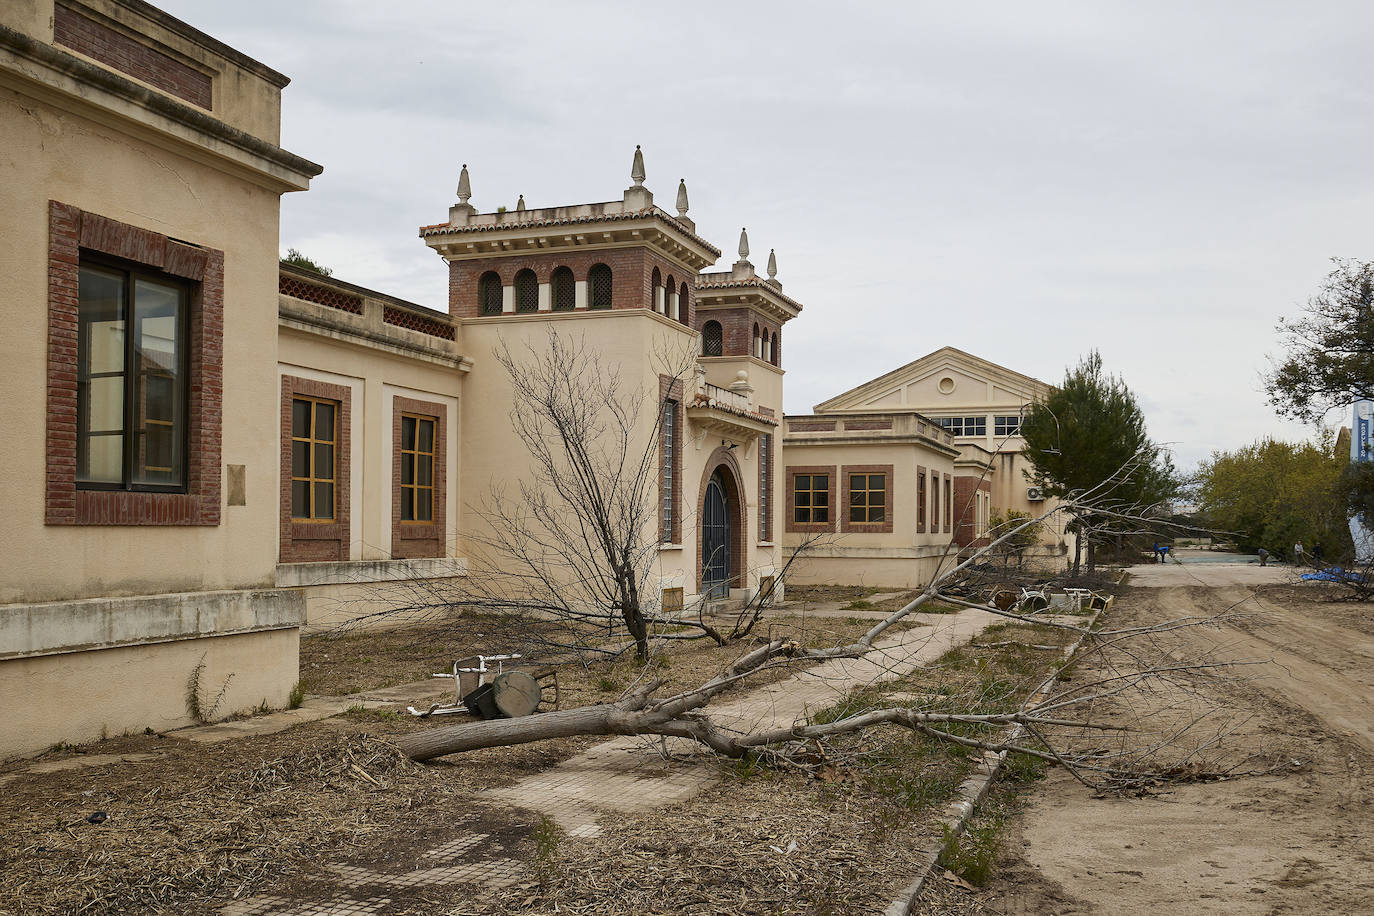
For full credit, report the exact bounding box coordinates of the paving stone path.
[222,607,999,914]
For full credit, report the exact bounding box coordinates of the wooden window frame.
[786,465,835,533]
[75,256,192,494]
[759,433,772,541]
[391,396,447,559]
[944,474,953,534]
[399,414,436,524]
[280,375,351,562]
[841,464,894,533]
[290,395,338,522]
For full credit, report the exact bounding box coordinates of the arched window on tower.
[665,275,676,320]
[702,320,723,357]
[650,267,662,313]
[551,266,575,311]
[515,269,538,313]
[479,271,502,315]
[771,331,780,366]
[679,282,690,325]
[752,323,761,359]
[589,263,612,310]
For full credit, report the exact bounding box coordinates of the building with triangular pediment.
[779,348,1068,588]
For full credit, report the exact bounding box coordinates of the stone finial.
[516,194,526,212]
[767,248,777,280]
[738,228,750,261]
[676,179,689,218]
[631,144,646,187]
[456,163,471,204]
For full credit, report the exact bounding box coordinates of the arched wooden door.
[701,471,731,599]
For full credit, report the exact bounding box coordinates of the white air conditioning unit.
[1026,486,1046,502]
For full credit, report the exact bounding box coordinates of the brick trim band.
[280,375,351,562]
[391,396,447,559]
[840,464,895,534]
[46,201,223,526]
[55,3,213,110]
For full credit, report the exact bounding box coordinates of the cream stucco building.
[2,1,1072,760]
[1,0,321,755]
[780,347,1066,588]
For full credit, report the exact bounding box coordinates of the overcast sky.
[163,1,1373,470]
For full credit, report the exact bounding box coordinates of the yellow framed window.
[850,473,886,523]
[291,396,336,520]
[400,414,436,522]
[793,473,829,524]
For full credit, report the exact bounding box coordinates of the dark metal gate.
[702,471,731,599]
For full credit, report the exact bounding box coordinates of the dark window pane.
[871,507,885,522]
[401,487,414,521]
[815,490,828,507]
[402,415,416,451]
[315,402,335,442]
[796,490,810,508]
[292,441,309,478]
[851,506,864,523]
[314,443,333,481]
[314,482,334,519]
[418,418,434,453]
[816,507,828,523]
[852,491,866,507]
[291,480,310,517]
[794,508,808,524]
[515,270,538,312]
[796,474,810,490]
[144,374,174,422]
[418,455,432,487]
[292,399,310,438]
[417,490,432,521]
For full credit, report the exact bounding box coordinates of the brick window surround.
[785,465,836,534]
[916,465,927,534]
[391,396,447,559]
[46,201,223,526]
[696,447,748,594]
[280,376,351,562]
[658,375,684,544]
[841,464,894,534]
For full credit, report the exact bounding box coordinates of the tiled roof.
[420,208,721,257]
[693,274,804,313]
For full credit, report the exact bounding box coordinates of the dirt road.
[924,560,1374,915]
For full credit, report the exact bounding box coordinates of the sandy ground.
[923,559,1374,916]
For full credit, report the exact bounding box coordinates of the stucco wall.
[0,83,283,603]
[278,326,462,563]
[0,625,298,759]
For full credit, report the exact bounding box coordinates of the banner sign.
[1351,401,1374,561]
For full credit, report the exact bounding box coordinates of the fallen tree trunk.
[400,699,660,761]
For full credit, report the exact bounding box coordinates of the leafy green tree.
[1193,434,1353,560]
[281,247,332,277]
[1019,351,1177,573]
[1265,258,1374,424]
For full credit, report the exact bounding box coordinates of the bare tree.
[397,461,1239,788]
[330,330,801,665]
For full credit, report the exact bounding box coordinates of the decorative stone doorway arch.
[697,446,747,600]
